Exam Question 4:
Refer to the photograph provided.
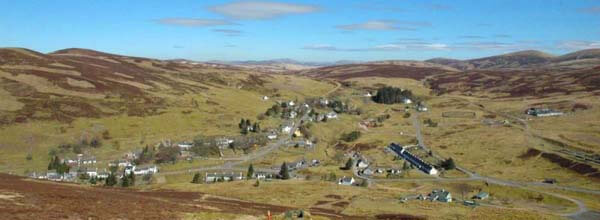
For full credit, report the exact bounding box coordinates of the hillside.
[426,49,600,70]
[0,47,272,125]
[426,50,555,70]
[299,63,452,80]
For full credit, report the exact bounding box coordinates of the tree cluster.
[372,86,414,104]
[191,136,220,157]
[239,118,260,134]
[265,104,282,117]
[47,156,70,174]
[121,172,135,187]
[105,172,118,186]
[340,131,362,142]
[155,146,180,164]
[441,158,456,170]
[191,172,201,184]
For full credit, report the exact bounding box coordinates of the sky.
[1,0,599,62]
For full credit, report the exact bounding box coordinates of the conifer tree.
[279,162,290,180]
[247,164,254,179]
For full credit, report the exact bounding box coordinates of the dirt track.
[0,173,371,220]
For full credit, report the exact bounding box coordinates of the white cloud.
[336,20,430,31]
[374,44,407,50]
[303,42,448,52]
[157,18,235,27]
[556,40,600,50]
[209,1,319,19]
[213,29,243,36]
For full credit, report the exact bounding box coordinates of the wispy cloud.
[303,40,549,53]
[212,29,243,36]
[493,34,511,38]
[425,4,452,11]
[336,20,431,31]
[303,42,449,52]
[173,45,184,49]
[209,1,319,19]
[302,44,362,51]
[578,6,600,14]
[459,35,485,39]
[556,40,600,50]
[157,18,236,27]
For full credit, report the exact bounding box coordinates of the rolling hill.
[426,49,600,70]
[0,47,271,125]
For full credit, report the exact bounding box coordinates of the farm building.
[338,176,355,186]
[388,143,438,175]
[526,108,563,117]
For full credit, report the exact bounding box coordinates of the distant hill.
[212,59,362,72]
[427,50,555,70]
[426,49,600,70]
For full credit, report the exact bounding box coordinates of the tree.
[254,179,260,187]
[343,158,354,170]
[121,174,130,187]
[279,162,290,180]
[105,173,117,186]
[247,164,255,179]
[441,158,456,170]
[239,118,245,129]
[192,172,201,184]
[129,171,135,186]
[89,177,97,185]
[26,153,33,161]
[341,131,361,142]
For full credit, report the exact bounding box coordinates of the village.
[23,85,575,210]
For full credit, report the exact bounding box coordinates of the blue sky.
[1,0,599,61]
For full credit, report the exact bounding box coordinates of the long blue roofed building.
[388,143,438,175]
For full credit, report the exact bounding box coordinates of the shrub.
[341,131,361,142]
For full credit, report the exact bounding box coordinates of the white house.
[364,92,373,97]
[357,159,369,169]
[267,133,278,140]
[205,172,244,182]
[262,96,269,100]
[288,100,295,106]
[109,159,132,167]
[97,171,110,179]
[402,98,413,104]
[417,105,428,112]
[429,189,452,202]
[319,98,329,106]
[326,112,338,119]
[177,142,193,151]
[80,155,96,165]
[85,168,98,178]
[133,165,158,175]
[289,111,298,119]
[281,122,294,134]
[338,176,355,186]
